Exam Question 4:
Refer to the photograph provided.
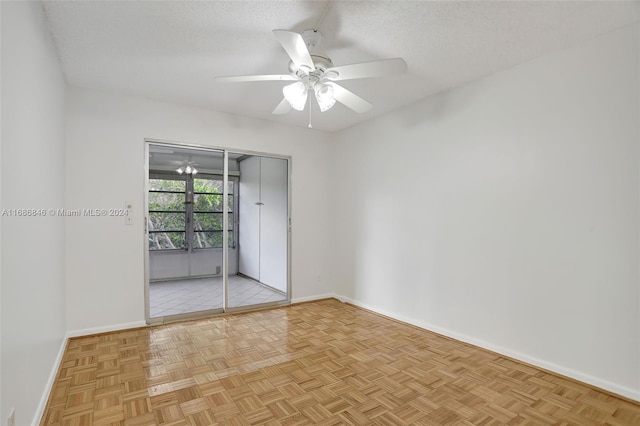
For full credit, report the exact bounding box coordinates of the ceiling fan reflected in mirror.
[176,161,198,175]
[214,29,407,122]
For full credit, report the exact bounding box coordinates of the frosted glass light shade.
[176,163,198,175]
[283,82,308,111]
[315,83,336,112]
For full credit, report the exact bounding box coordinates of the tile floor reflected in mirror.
[149,275,285,317]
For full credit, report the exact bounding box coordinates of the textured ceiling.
[42,1,638,132]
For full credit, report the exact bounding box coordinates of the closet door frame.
[144,138,292,324]
[226,152,291,314]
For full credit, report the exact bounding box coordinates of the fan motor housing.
[311,54,333,71]
[288,55,333,76]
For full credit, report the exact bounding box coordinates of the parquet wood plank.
[41,299,640,425]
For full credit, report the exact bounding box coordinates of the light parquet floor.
[41,299,640,425]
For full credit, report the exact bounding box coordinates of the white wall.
[149,249,238,280]
[65,87,333,333]
[1,2,67,424]
[332,24,640,400]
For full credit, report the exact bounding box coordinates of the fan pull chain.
[308,95,313,128]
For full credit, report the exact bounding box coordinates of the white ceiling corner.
[41,0,639,132]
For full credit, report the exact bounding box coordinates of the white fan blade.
[325,58,407,81]
[273,30,314,72]
[326,83,372,113]
[272,98,292,115]
[215,74,297,83]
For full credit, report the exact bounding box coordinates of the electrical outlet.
[7,408,15,426]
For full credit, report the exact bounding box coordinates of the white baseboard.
[339,295,640,402]
[291,293,338,304]
[34,320,147,425]
[66,320,147,338]
[37,295,637,426]
[32,336,68,426]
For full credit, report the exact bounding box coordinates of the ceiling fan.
[215,29,407,120]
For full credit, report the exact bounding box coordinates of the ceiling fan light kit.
[315,83,336,112]
[176,162,198,175]
[282,81,308,111]
[215,28,407,121]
